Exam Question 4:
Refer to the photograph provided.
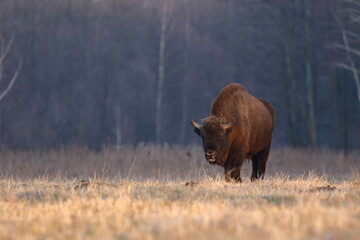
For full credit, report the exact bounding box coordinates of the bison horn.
[190,120,201,130]
[221,122,233,130]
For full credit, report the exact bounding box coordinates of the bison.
[191,83,275,182]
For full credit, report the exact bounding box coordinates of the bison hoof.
[251,176,259,182]
[225,177,242,183]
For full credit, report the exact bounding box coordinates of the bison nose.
[205,151,216,157]
[205,151,216,162]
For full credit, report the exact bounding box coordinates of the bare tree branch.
[0,35,14,66]
[342,0,360,8]
[333,7,360,110]
[339,35,360,111]
[342,30,360,41]
[334,62,360,74]
[0,60,22,102]
[333,43,360,57]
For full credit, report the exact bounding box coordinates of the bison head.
[191,116,232,165]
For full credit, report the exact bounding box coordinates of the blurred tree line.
[0,0,359,150]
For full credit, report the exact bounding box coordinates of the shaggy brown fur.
[191,83,275,182]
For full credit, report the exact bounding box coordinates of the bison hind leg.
[251,142,271,181]
[251,157,259,181]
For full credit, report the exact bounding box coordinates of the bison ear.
[190,120,202,136]
[221,122,233,132]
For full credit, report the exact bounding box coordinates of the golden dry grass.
[0,176,360,240]
[0,146,359,239]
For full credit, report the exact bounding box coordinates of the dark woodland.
[0,0,359,151]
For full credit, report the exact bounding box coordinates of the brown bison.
[191,83,275,182]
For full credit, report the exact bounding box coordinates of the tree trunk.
[305,61,317,148]
[179,1,191,144]
[0,36,21,147]
[226,0,235,82]
[333,72,348,153]
[284,69,300,147]
[284,45,307,120]
[115,105,122,149]
[340,29,360,112]
[304,4,317,148]
[155,0,170,145]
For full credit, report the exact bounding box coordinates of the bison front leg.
[225,167,241,183]
[224,156,243,183]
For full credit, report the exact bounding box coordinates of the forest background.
[0,0,359,152]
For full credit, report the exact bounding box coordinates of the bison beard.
[191,83,275,182]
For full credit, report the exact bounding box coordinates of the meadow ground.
[0,146,359,239]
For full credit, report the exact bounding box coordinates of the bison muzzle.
[191,83,275,183]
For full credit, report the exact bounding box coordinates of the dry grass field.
[0,146,359,240]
